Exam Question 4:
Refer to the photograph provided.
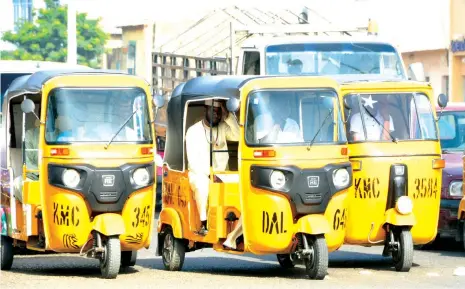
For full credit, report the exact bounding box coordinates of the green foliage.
[1,0,108,68]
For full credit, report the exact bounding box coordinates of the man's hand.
[221,102,229,121]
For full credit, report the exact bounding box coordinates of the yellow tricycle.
[340,78,447,271]
[0,69,163,278]
[154,75,352,280]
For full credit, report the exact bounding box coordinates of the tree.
[1,0,109,68]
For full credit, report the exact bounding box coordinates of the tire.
[100,236,121,279]
[462,222,465,251]
[121,250,137,267]
[393,227,413,272]
[304,235,328,280]
[277,254,295,269]
[161,227,185,271]
[1,235,14,270]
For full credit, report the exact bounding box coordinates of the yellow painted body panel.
[341,82,443,246]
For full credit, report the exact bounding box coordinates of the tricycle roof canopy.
[3,69,129,102]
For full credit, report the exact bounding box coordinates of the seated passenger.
[254,93,303,144]
[185,99,240,235]
[350,95,395,141]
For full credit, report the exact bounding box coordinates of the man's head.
[204,99,224,127]
[287,59,303,74]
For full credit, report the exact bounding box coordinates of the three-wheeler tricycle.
[154,75,353,280]
[339,77,448,271]
[0,69,163,278]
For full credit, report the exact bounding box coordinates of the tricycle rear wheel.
[393,227,413,272]
[1,235,14,270]
[161,227,185,271]
[277,254,295,269]
[100,236,121,279]
[304,235,328,280]
[121,250,137,267]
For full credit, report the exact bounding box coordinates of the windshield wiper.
[361,105,397,143]
[307,108,334,151]
[105,109,139,149]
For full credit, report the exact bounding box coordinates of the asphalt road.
[1,221,464,289]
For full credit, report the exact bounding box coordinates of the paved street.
[1,218,464,289]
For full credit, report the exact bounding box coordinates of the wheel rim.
[392,232,402,263]
[305,237,315,270]
[100,243,108,269]
[163,233,173,264]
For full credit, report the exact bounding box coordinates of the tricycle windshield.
[245,89,347,145]
[265,43,404,78]
[344,92,437,142]
[45,87,152,143]
[438,111,465,151]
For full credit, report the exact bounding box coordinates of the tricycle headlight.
[270,170,286,190]
[333,168,350,189]
[395,196,413,215]
[449,181,463,197]
[133,168,150,186]
[62,169,80,188]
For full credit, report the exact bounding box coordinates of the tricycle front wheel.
[100,236,121,279]
[392,227,413,272]
[304,235,328,280]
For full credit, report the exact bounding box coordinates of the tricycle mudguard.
[384,208,416,227]
[158,207,183,238]
[92,213,125,236]
[295,214,330,235]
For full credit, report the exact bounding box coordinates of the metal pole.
[67,0,77,64]
[229,22,234,75]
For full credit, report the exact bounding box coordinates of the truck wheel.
[121,250,137,267]
[100,236,121,279]
[277,254,295,269]
[304,235,328,280]
[161,227,185,271]
[393,227,413,272]
[1,235,14,270]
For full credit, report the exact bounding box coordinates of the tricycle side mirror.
[408,62,426,82]
[226,98,240,113]
[21,99,35,114]
[437,93,448,109]
[152,94,165,108]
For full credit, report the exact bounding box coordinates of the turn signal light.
[253,150,276,158]
[432,158,445,169]
[341,147,348,155]
[141,147,153,155]
[50,148,69,156]
[350,160,362,171]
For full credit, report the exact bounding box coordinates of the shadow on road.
[7,256,141,278]
[415,237,465,258]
